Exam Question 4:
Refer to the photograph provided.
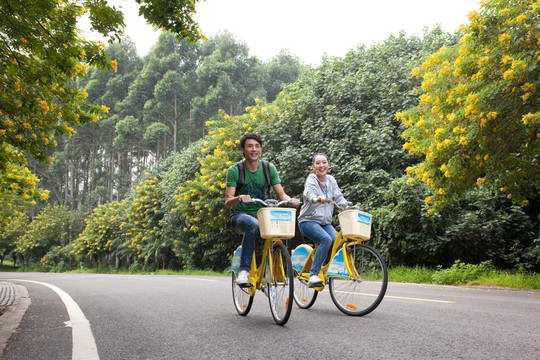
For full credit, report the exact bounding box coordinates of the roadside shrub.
[432,260,495,285]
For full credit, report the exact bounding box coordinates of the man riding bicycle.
[224,132,298,286]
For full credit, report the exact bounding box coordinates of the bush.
[432,260,495,285]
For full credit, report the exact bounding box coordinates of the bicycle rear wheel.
[267,242,294,325]
[232,272,254,316]
[329,244,387,316]
[293,270,318,309]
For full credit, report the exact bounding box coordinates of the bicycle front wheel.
[293,270,318,309]
[267,242,294,325]
[329,244,387,316]
[232,272,254,316]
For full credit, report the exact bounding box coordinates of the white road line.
[12,280,99,360]
[175,277,218,282]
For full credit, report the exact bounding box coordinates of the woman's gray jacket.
[297,173,347,225]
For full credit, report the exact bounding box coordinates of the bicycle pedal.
[238,282,254,288]
[308,282,323,288]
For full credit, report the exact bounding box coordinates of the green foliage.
[260,28,460,209]
[135,0,205,43]
[432,260,495,285]
[72,201,126,265]
[398,0,540,207]
[41,246,68,272]
[0,214,28,259]
[388,265,437,284]
[375,176,538,270]
[15,205,72,262]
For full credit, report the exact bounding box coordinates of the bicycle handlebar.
[244,198,301,207]
[322,199,360,211]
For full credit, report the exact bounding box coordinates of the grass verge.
[2,260,539,290]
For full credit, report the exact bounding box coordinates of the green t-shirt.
[226,160,281,213]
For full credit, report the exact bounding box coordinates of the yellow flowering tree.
[0,213,28,265]
[15,205,71,265]
[397,0,539,208]
[0,145,49,231]
[120,174,168,269]
[175,100,282,269]
[1,0,205,227]
[71,201,126,268]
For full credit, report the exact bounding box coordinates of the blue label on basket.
[358,213,371,225]
[270,210,292,221]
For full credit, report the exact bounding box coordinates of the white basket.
[338,209,372,240]
[257,208,297,239]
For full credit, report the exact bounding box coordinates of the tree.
[398,0,539,208]
[260,29,459,209]
[15,204,72,265]
[263,50,304,102]
[1,0,203,227]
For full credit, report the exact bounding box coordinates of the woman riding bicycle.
[297,153,352,287]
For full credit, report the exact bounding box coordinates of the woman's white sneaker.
[236,270,250,286]
[307,275,323,287]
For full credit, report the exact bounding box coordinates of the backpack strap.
[261,160,271,198]
[234,160,272,198]
[234,161,245,197]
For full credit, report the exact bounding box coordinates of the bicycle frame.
[293,230,363,287]
[231,236,286,296]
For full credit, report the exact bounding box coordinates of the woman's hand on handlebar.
[312,196,327,204]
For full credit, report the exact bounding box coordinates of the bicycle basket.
[338,209,372,240]
[257,208,297,239]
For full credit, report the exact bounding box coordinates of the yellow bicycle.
[291,200,387,316]
[231,199,300,325]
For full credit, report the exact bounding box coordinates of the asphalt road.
[0,272,538,360]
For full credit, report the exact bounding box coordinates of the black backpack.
[234,160,272,198]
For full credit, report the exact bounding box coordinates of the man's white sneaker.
[236,270,250,286]
[307,275,323,287]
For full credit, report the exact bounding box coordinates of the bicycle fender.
[290,244,313,274]
[231,246,242,275]
[327,247,350,279]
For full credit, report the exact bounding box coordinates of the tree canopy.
[0,0,203,227]
[397,0,539,208]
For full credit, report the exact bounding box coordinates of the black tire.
[293,269,318,309]
[329,244,387,316]
[267,242,294,325]
[232,272,254,316]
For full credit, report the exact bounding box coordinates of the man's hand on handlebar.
[237,195,251,204]
[287,198,301,207]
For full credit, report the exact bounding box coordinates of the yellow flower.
[476,177,485,185]
[522,113,534,125]
[498,33,511,44]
